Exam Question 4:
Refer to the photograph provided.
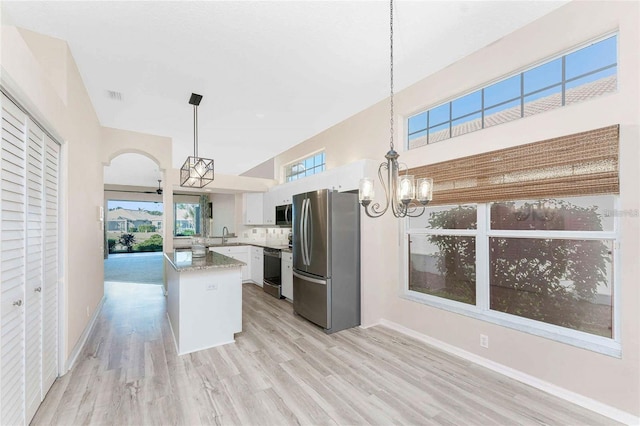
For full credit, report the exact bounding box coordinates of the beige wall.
[1,24,105,363]
[272,1,639,417]
[241,157,275,179]
[101,127,175,252]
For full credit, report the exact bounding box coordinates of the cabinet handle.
[13,299,23,307]
[35,287,42,292]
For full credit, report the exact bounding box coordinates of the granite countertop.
[212,242,292,253]
[164,251,246,272]
[175,240,292,253]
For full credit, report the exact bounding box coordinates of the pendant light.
[180,93,214,187]
[358,0,433,218]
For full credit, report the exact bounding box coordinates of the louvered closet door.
[41,135,59,394]
[25,118,44,422]
[1,91,60,425]
[1,93,27,426]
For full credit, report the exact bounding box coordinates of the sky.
[108,200,163,212]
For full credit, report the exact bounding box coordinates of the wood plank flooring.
[32,282,617,425]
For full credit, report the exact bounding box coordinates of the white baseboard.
[64,296,105,373]
[379,319,640,426]
[358,320,381,330]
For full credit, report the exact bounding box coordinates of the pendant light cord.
[193,104,198,157]
[389,0,394,152]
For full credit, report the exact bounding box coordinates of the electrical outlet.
[206,283,218,291]
[480,334,489,348]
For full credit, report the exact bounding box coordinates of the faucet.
[222,226,229,245]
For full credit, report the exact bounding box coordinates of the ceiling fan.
[105,180,163,195]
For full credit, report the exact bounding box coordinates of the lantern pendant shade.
[416,177,433,205]
[359,178,375,206]
[397,175,415,205]
[180,156,214,188]
[180,92,215,188]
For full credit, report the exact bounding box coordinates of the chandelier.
[180,93,215,188]
[358,0,433,218]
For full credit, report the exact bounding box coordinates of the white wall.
[210,193,235,236]
[1,23,105,363]
[271,1,639,418]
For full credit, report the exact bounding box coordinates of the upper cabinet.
[242,193,264,225]
[263,191,276,225]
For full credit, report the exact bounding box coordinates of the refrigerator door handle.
[304,198,313,266]
[301,198,309,266]
[306,198,313,265]
[293,271,327,285]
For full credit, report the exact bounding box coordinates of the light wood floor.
[32,282,617,426]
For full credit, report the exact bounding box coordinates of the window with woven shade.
[407,125,619,205]
[404,125,620,356]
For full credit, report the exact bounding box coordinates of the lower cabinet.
[250,247,264,286]
[281,252,293,300]
[210,246,251,282]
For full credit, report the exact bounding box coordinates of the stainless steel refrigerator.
[292,189,360,333]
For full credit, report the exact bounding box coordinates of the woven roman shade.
[408,125,619,205]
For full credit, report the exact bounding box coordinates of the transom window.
[407,34,618,149]
[406,195,618,355]
[285,151,325,182]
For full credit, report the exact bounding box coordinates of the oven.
[263,247,283,298]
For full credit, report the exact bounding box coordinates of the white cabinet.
[250,247,264,286]
[281,252,293,300]
[263,191,276,225]
[243,193,264,225]
[210,246,251,281]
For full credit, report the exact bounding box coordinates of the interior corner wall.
[1,23,105,364]
[270,1,640,417]
[240,158,276,180]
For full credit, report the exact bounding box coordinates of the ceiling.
[3,1,567,187]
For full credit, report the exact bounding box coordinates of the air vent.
[106,90,123,101]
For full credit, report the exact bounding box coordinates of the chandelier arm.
[405,205,427,218]
[367,162,391,216]
[363,203,387,218]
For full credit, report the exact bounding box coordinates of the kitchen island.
[164,250,245,355]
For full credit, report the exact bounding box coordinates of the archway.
[104,152,168,288]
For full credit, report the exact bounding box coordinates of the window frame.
[406,32,618,149]
[173,202,201,237]
[403,199,621,357]
[283,150,326,183]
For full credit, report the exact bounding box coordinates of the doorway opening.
[104,199,164,285]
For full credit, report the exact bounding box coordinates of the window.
[407,34,618,149]
[174,202,200,236]
[406,195,618,354]
[408,205,477,305]
[285,151,325,182]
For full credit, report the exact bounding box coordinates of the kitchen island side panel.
[176,267,242,355]
[166,262,181,349]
